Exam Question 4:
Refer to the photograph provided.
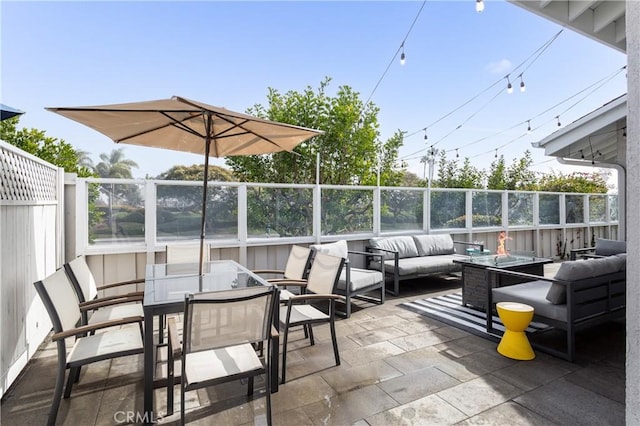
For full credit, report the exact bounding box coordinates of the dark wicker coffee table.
[453,254,553,311]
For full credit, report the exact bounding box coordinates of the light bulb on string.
[580,150,585,159]
[456,148,459,158]
[494,149,498,158]
[475,0,485,13]
[556,116,561,127]
[527,120,531,133]
[519,75,526,92]
[506,75,513,94]
[423,128,428,140]
[400,43,406,66]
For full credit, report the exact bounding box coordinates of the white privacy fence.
[0,140,64,398]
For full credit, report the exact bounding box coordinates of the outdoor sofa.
[487,253,626,362]
[365,234,484,295]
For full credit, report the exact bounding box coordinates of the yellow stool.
[496,302,535,360]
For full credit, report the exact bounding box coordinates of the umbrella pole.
[199,115,213,277]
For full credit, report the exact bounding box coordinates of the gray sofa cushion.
[413,234,455,256]
[493,280,567,321]
[337,268,383,292]
[595,238,626,256]
[369,236,419,260]
[546,256,625,304]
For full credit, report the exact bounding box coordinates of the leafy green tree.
[157,164,236,182]
[0,117,93,177]
[487,150,537,190]
[225,77,404,186]
[537,170,609,193]
[434,152,484,189]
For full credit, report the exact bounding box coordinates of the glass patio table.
[142,260,278,423]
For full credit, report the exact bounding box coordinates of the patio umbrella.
[46,96,322,274]
[1,104,25,121]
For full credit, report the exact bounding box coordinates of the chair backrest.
[166,243,210,264]
[283,245,313,280]
[183,286,277,354]
[64,256,98,303]
[305,252,345,295]
[34,268,82,333]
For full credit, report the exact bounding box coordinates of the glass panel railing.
[565,194,584,224]
[539,193,560,225]
[430,190,465,229]
[89,182,145,245]
[472,191,501,227]
[508,192,533,226]
[156,183,238,241]
[589,194,607,222]
[246,187,313,238]
[381,189,423,232]
[321,188,373,236]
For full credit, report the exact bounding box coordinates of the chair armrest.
[79,294,143,311]
[96,278,144,291]
[252,269,285,276]
[453,240,484,252]
[288,293,346,303]
[52,316,143,341]
[268,279,308,288]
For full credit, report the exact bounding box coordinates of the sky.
[1,1,628,184]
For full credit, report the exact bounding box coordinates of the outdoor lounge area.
[1,270,626,425]
[1,1,639,424]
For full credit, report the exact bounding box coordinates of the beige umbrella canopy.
[47,96,322,273]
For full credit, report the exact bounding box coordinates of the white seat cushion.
[184,343,262,385]
[67,327,143,366]
[338,268,383,292]
[280,304,328,325]
[87,303,143,324]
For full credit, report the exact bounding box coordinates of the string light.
[476,0,485,13]
[494,149,498,158]
[400,42,406,66]
[556,115,561,127]
[456,148,459,158]
[527,120,532,133]
[423,128,428,140]
[580,150,585,159]
[506,75,513,94]
[519,74,526,92]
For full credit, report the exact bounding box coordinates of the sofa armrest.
[485,267,557,284]
[453,240,484,253]
[569,247,596,260]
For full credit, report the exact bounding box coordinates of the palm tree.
[94,149,139,234]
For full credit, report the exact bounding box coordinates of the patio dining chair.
[252,245,313,299]
[33,268,144,426]
[280,251,345,384]
[64,256,144,326]
[167,286,278,425]
[310,240,385,318]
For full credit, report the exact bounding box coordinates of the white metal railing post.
[313,184,321,243]
[144,180,156,263]
[423,188,429,233]
[238,184,248,264]
[76,178,88,255]
[465,190,473,231]
[373,187,380,235]
[533,192,540,256]
[502,191,509,231]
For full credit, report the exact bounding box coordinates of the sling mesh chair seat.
[167,285,278,425]
[33,268,144,426]
[253,245,313,300]
[280,251,345,384]
[64,256,144,326]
